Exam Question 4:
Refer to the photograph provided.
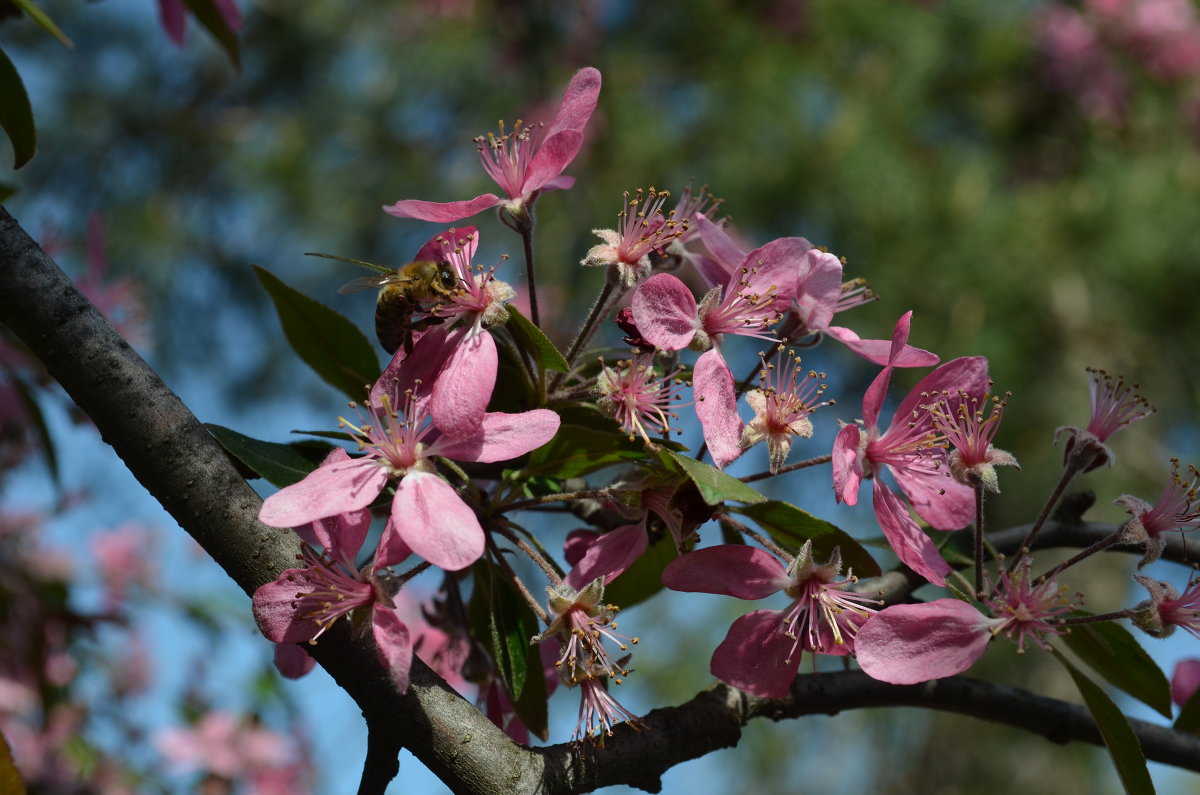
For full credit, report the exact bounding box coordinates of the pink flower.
[155,710,293,779]
[832,313,988,585]
[857,557,1077,685]
[662,541,880,698]
[1131,573,1200,640]
[631,236,804,467]
[690,214,937,368]
[1055,367,1154,472]
[581,187,689,286]
[384,68,601,223]
[1115,458,1200,567]
[258,332,559,571]
[1172,659,1200,707]
[158,0,243,46]
[925,387,1020,494]
[594,354,686,446]
[90,522,156,608]
[739,346,833,474]
[532,578,642,744]
[253,509,414,691]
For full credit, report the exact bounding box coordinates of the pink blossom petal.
[861,364,894,433]
[740,237,806,307]
[429,408,561,463]
[273,643,317,679]
[213,0,243,31]
[295,508,371,568]
[855,600,992,684]
[711,609,799,698]
[1172,659,1200,707]
[373,325,453,409]
[372,607,413,693]
[894,467,976,532]
[541,175,575,192]
[792,250,841,330]
[544,66,602,138]
[259,450,388,529]
[158,0,186,44]
[832,423,864,506]
[383,194,503,223]
[392,471,485,571]
[524,131,584,194]
[564,523,648,589]
[694,213,744,279]
[872,481,951,586]
[824,326,939,367]
[891,355,989,427]
[631,273,699,350]
[377,518,413,568]
[413,225,479,263]
[662,545,790,599]
[563,529,598,567]
[694,348,743,469]
[252,570,324,643]
[431,329,498,439]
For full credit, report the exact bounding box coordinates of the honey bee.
[315,253,463,354]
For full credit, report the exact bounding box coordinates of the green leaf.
[504,304,569,373]
[180,0,241,69]
[657,449,766,506]
[253,266,380,401]
[1054,651,1155,795]
[1175,687,1200,735]
[206,423,333,487]
[731,500,881,578]
[516,424,655,479]
[0,47,36,169]
[511,634,549,741]
[0,183,15,202]
[10,0,73,47]
[1061,615,1172,719]
[471,563,535,702]
[604,531,676,609]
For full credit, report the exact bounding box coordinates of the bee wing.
[337,273,420,293]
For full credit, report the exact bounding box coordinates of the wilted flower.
[595,355,686,446]
[1115,459,1200,567]
[532,579,642,744]
[581,188,687,287]
[740,346,833,474]
[1131,573,1200,640]
[925,387,1019,494]
[1055,367,1154,472]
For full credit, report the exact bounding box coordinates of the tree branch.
[3,206,1197,793]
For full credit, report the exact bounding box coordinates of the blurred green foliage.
[4,0,1198,791]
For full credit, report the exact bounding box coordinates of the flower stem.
[974,481,985,598]
[552,273,624,392]
[521,220,540,328]
[1035,532,1123,584]
[718,513,792,561]
[488,527,553,621]
[1057,609,1134,626]
[1010,461,1083,573]
[741,454,832,483]
[500,487,613,514]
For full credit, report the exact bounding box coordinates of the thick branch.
[3,206,1197,793]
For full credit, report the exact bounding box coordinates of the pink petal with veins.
[391,471,485,571]
[824,326,940,368]
[631,273,700,350]
[431,329,497,439]
[383,194,503,223]
[372,608,413,693]
[543,67,602,138]
[792,249,841,330]
[831,423,864,506]
[872,481,951,586]
[711,609,799,698]
[662,545,789,599]
[431,409,561,463]
[252,570,325,644]
[856,600,992,684]
[564,523,648,589]
[524,131,584,194]
[259,449,388,529]
[694,348,743,469]
[694,213,745,281]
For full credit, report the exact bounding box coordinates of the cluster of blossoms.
[244,65,1200,751]
[1038,0,1200,134]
